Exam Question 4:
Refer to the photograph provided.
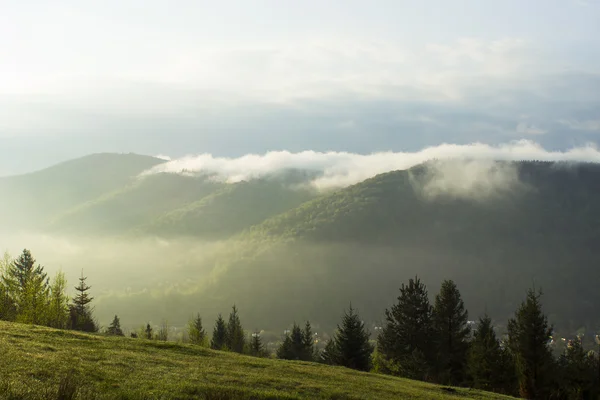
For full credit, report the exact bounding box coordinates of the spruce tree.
[211,314,228,350]
[320,338,338,365]
[378,276,434,380]
[277,323,311,360]
[276,334,294,360]
[302,321,314,361]
[226,305,245,353]
[467,315,515,395]
[0,252,17,321]
[507,288,554,399]
[432,280,470,385]
[47,271,69,329]
[333,305,373,371]
[107,315,124,336]
[250,331,265,357]
[557,339,597,399]
[188,313,207,346]
[69,270,97,332]
[145,323,153,339]
[6,249,49,325]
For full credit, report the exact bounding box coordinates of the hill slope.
[0,153,166,231]
[0,321,512,400]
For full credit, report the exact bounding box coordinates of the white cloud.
[145,140,600,190]
[154,154,172,161]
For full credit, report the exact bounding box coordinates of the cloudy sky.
[1,0,599,175]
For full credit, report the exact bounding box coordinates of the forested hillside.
[1,155,599,336]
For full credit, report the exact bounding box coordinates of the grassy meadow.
[0,321,515,400]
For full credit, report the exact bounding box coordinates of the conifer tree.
[211,314,228,350]
[144,323,153,340]
[276,334,294,360]
[320,338,338,365]
[507,288,554,399]
[250,331,265,357]
[467,315,515,395]
[107,315,124,336]
[333,305,373,371]
[277,323,312,361]
[226,305,245,353]
[557,339,598,399]
[47,271,69,329]
[6,249,49,325]
[378,276,434,380]
[188,313,207,346]
[432,280,470,385]
[302,321,314,361]
[0,252,16,321]
[69,271,97,332]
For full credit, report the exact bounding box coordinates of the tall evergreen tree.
[211,314,228,350]
[107,315,124,336]
[378,276,434,380]
[507,288,554,399]
[5,249,49,324]
[250,331,265,357]
[320,338,338,365]
[226,305,245,353]
[332,305,373,371]
[0,252,16,321]
[69,271,97,332]
[277,323,313,361]
[302,321,314,361]
[188,313,207,346]
[556,339,598,400]
[47,271,69,329]
[467,315,516,395]
[432,280,470,385]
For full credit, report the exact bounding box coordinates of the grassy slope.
[0,322,513,400]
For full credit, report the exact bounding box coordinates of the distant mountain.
[2,155,600,334]
[0,153,166,231]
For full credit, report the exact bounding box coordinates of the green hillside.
[141,179,317,238]
[49,173,224,234]
[0,321,513,400]
[0,153,166,231]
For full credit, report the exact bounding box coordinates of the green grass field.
[0,322,514,400]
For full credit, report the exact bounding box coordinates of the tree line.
[1,249,599,399]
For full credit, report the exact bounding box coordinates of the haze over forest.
[1,0,600,336]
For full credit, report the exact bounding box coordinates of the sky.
[1,0,600,175]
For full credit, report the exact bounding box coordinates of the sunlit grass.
[0,321,514,399]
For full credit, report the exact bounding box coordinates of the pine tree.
[107,315,124,336]
[0,252,17,321]
[320,338,338,365]
[69,271,97,332]
[226,305,245,353]
[6,249,49,325]
[557,338,598,399]
[467,315,516,395]
[507,288,554,399]
[302,321,314,361]
[378,276,434,380]
[145,323,153,339]
[250,331,265,357]
[277,323,311,360]
[276,334,294,360]
[211,314,228,350]
[188,313,207,346]
[47,271,69,329]
[432,280,470,385]
[333,305,373,371]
